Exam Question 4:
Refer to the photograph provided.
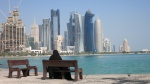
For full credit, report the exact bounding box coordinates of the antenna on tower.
[8,0,12,16]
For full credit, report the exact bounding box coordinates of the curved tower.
[94,18,103,52]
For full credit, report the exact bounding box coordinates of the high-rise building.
[67,12,75,46]
[123,38,130,52]
[84,10,94,52]
[63,31,68,51]
[39,19,51,51]
[27,36,34,49]
[39,25,43,47]
[94,18,103,52]
[119,45,123,52]
[51,9,60,50]
[74,13,84,53]
[1,9,25,52]
[112,45,115,52]
[55,35,63,52]
[103,38,112,52]
[31,18,39,49]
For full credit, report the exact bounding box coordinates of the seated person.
[48,50,73,80]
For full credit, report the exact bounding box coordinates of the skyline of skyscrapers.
[0,8,132,53]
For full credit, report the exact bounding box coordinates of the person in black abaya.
[48,50,73,80]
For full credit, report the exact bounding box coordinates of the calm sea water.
[0,54,150,75]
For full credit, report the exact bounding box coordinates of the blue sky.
[0,0,150,51]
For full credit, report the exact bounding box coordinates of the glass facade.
[84,10,94,52]
[67,12,75,46]
[42,19,51,51]
[74,13,84,53]
[51,9,60,50]
[28,37,34,49]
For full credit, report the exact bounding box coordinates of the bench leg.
[43,67,47,80]
[8,71,12,78]
[61,72,65,79]
[34,67,38,76]
[17,70,21,78]
[79,68,83,79]
[75,71,78,81]
[79,71,83,79]
[22,70,28,77]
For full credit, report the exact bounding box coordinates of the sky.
[0,0,150,51]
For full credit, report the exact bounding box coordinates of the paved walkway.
[0,68,150,84]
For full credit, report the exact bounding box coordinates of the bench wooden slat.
[42,60,83,81]
[7,59,38,78]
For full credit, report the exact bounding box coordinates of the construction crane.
[0,9,7,19]
[17,0,23,9]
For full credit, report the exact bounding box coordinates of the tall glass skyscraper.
[67,12,75,46]
[51,9,60,50]
[84,10,94,52]
[63,31,68,50]
[39,19,51,51]
[74,13,84,53]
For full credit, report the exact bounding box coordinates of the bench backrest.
[42,60,78,68]
[7,59,29,68]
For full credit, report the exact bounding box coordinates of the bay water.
[0,54,150,75]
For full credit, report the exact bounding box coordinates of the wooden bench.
[7,59,38,78]
[42,60,83,81]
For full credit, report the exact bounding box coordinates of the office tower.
[74,13,84,53]
[55,35,63,52]
[39,25,43,47]
[40,19,51,51]
[84,10,94,52]
[112,45,115,52]
[103,38,112,52]
[63,31,68,51]
[67,12,75,46]
[51,9,60,50]
[1,9,25,52]
[94,18,103,52]
[119,45,123,52]
[123,38,130,52]
[31,18,39,49]
[27,36,34,49]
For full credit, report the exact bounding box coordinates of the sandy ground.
[0,68,150,84]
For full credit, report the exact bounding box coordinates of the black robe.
[48,50,72,80]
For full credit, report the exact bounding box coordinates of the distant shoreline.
[0,53,150,59]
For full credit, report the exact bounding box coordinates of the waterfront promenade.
[0,68,150,84]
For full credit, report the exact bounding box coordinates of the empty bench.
[42,60,83,81]
[7,59,38,78]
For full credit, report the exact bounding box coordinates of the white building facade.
[94,18,103,52]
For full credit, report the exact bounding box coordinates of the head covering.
[49,50,62,60]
